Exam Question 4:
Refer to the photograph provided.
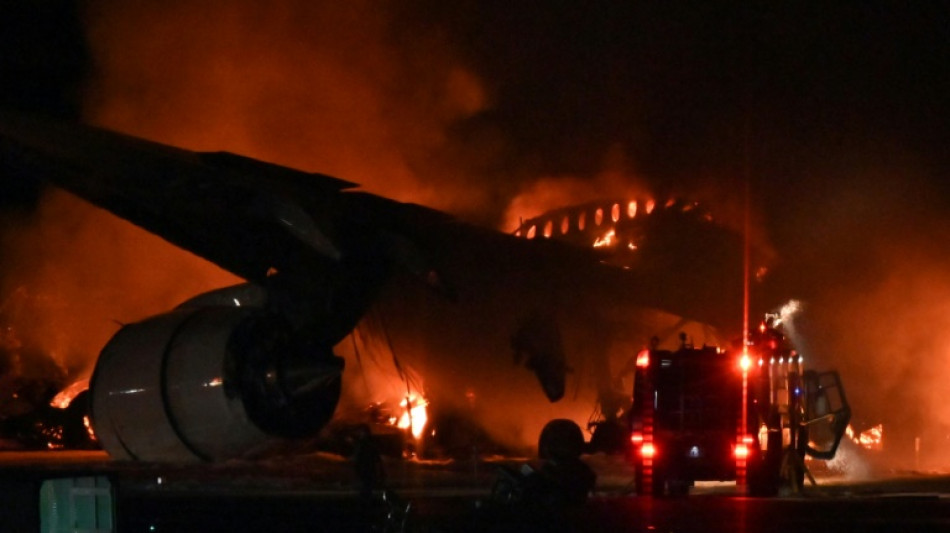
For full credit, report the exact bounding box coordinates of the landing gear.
[664,465,691,498]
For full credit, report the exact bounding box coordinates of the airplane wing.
[0,111,462,343]
[0,112,351,287]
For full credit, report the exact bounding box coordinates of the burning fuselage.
[336,197,752,452]
[0,112,757,460]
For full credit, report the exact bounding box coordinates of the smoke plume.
[82,0,496,215]
[0,189,240,378]
[774,154,950,471]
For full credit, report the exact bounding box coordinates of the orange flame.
[83,415,97,442]
[851,423,883,451]
[49,380,88,409]
[396,394,428,439]
[593,229,616,248]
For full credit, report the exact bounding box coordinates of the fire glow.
[49,380,88,409]
[846,423,883,451]
[593,229,616,248]
[394,394,428,439]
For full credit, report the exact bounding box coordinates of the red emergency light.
[640,442,656,459]
[734,443,749,459]
[739,353,751,371]
[734,435,754,459]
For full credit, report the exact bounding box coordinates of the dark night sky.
[2,2,950,456]
[0,1,86,208]
[4,3,948,227]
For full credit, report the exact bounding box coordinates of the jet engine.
[90,298,344,462]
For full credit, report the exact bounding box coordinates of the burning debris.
[361,393,430,455]
[0,289,98,451]
[846,423,884,452]
[395,394,429,441]
[0,379,97,451]
[49,379,89,410]
[592,229,616,248]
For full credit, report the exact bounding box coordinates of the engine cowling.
[90,304,343,461]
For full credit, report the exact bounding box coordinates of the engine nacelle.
[90,305,343,461]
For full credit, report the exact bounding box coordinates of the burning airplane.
[0,111,760,462]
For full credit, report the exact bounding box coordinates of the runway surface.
[0,451,947,532]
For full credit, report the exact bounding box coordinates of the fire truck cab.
[628,324,850,496]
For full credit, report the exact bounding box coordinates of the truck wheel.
[748,426,782,497]
[633,461,646,496]
[747,458,778,497]
[651,464,667,497]
[667,478,689,497]
[794,426,809,490]
[651,472,665,497]
[793,460,806,491]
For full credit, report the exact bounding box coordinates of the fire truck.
[628,322,850,496]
